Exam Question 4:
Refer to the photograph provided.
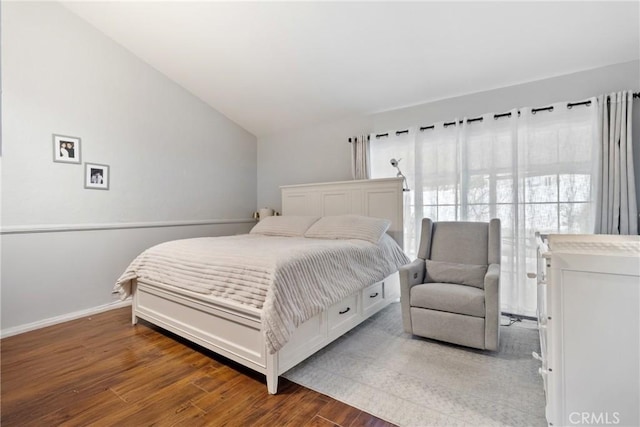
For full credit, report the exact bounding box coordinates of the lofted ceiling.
[62,1,640,137]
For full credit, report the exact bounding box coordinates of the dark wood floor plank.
[248,386,316,425]
[37,389,127,427]
[99,376,208,426]
[282,392,333,426]
[1,307,396,426]
[110,349,203,403]
[191,373,265,421]
[317,398,364,427]
[350,412,397,427]
[305,414,341,427]
[1,332,182,418]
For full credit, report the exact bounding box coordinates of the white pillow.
[304,215,391,244]
[250,215,320,237]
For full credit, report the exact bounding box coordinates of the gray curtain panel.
[595,91,638,235]
[350,135,370,180]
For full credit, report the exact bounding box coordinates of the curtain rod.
[368,91,639,138]
[347,135,371,143]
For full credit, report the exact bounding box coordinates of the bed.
[115,177,408,393]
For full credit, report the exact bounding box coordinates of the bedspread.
[114,233,410,353]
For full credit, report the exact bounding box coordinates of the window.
[370,101,598,316]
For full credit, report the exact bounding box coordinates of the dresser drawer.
[328,294,359,333]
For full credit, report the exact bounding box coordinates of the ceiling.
[62,1,639,137]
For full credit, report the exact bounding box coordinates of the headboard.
[280,177,404,247]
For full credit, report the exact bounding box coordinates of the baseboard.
[0,299,132,339]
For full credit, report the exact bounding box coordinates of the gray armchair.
[399,218,501,351]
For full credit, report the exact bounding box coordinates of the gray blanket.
[115,233,409,353]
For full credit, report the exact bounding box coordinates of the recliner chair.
[399,218,501,350]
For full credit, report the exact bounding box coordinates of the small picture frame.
[53,134,81,164]
[84,163,110,190]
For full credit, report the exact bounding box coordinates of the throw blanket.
[115,234,410,353]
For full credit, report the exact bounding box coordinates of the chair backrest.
[417,218,501,265]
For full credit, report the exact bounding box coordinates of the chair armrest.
[399,258,426,288]
[398,259,425,333]
[484,263,500,289]
[484,263,501,350]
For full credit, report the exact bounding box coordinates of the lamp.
[390,158,410,192]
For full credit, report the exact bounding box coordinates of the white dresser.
[534,234,640,427]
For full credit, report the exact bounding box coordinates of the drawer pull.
[369,292,379,298]
[338,307,351,315]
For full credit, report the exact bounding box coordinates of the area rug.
[283,303,547,426]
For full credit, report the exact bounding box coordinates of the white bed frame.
[131,177,405,393]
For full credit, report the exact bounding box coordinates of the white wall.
[258,61,640,220]
[1,223,252,334]
[2,2,257,226]
[1,2,257,332]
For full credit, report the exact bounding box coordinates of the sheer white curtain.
[514,100,599,315]
[371,100,600,317]
[415,121,461,226]
[595,91,638,235]
[369,130,416,248]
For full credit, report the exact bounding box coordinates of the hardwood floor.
[1,307,394,426]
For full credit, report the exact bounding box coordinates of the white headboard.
[280,177,404,247]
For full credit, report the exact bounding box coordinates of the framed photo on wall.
[84,163,110,190]
[53,134,81,164]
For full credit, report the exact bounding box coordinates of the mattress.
[115,233,410,353]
